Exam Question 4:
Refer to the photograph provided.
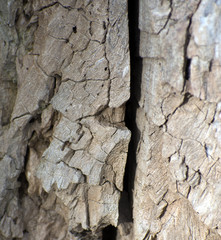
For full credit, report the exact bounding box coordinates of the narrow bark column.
[133,0,221,239]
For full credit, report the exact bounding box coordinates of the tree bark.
[0,0,221,239]
[132,0,221,239]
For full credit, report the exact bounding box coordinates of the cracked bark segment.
[37,159,84,192]
[0,0,130,239]
[156,198,220,240]
[133,111,172,239]
[0,196,23,239]
[165,98,221,233]
[133,105,221,239]
[0,156,21,216]
[88,183,120,229]
[36,0,130,236]
[33,3,75,76]
[35,112,130,233]
[62,41,109,82]
[20,193,68,240]
[139,58,185,126]
[0,0,22,127]
[107,0,130,108]
[12,55,53,118]
[139,0,171,34]
[187,0,221,102]
[139,1,201,93]
[134,0,221,239]
[53,116,92,150]
[51,80,109,121]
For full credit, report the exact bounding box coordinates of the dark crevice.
[184,58,191,80]
[185,162,189,181]
[183,17,192,91]
[157,0,173,35]
[143,230,150,240]
[120,0,142,225]
[38,2,59,12]
[102,225,117,240]
[17,146,29,199]
[158,203,168,219]
[209,59,213,72]
[196,170,202,186]
[51,74,62,99]
[179,92,192,107]
[164,92,192,123]
[72,26,77,33]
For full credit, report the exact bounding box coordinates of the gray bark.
[0,0,221,239]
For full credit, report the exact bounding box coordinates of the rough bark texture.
[0,1,130,239]
[133,0,221,239]
[1,0,221,240]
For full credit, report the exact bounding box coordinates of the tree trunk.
[0,0,221,239]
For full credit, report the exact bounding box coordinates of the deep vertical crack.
[183,17,192,92]
[119,0,142,225]
[17,146,29,199]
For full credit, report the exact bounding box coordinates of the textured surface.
[1,0,221,239]
[133,0,221,239]
[0,0,130,239]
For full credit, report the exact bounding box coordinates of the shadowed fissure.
[102,0,141,239]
